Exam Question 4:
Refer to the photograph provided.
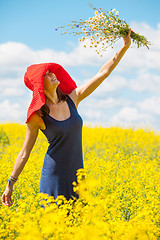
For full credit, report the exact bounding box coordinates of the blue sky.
[0,0,159,49]
[0,0,160,131]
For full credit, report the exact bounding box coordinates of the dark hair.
[37,87,68,117]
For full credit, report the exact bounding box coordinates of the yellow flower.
[72,181,77,186]
[0,122,159,239]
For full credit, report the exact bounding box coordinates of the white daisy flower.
[109,23,113,28]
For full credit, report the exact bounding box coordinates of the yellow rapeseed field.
[0,123,159,239]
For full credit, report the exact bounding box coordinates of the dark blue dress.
[40,96,83,200]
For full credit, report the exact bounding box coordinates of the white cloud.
[80,97,131,109]
[88,75,128,96]
[0,42,33,75]
[112,106,152,124]
[0,21,160,130]
[0,41,104,76]
[130,22,160,51]
[137,96,160,115]
[35,43,105,67]
[129,72,160,93]
[0,78,22,87]
[0,77,26,98]
[3,87,25,96]
[0,100,25,122]
[82,109,102,120]
[0,21,159,78]
[116,22,160,72]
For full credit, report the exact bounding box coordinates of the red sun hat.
[24,63,77,123]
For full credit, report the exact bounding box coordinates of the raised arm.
[1,114,42,207]
[70,29,131,106]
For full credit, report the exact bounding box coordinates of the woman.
[1,29,131,207]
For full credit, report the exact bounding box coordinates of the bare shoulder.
[27,112,46,130]
[68,88,79,108]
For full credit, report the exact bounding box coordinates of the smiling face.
[43,70,60,91]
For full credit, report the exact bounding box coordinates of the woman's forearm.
[12,152,29,177]
[99,44,130,77]
[8,152,29,187]
[99,29,131,77]
[7,123,39,188]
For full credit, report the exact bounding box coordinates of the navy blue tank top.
[40,96,83,200]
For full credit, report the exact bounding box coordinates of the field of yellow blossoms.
[0,123,159,239]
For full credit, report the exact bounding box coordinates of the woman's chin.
[51,80,60,85]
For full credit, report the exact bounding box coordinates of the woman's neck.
[45,90,59,105]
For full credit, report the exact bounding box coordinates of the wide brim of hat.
[25,89,45,123]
